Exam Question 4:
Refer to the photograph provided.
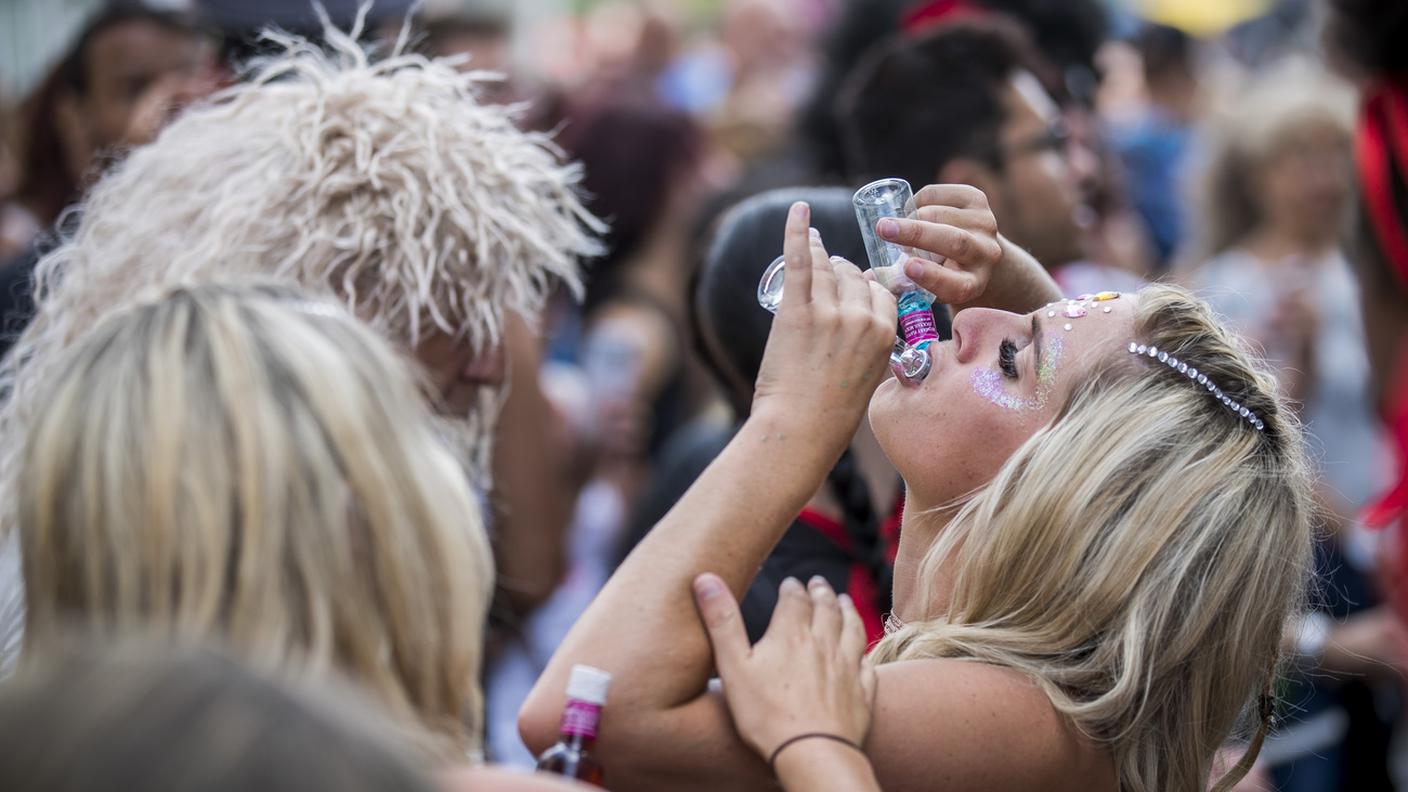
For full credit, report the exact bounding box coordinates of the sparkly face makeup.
[969,291,1121,412]
[969,335,1065,411]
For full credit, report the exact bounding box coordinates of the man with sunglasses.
[838,18,1094,273]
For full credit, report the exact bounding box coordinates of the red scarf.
[1357,75,1408,617]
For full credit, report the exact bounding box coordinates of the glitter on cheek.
[969,337,1065,412]
[970,368,1033,411]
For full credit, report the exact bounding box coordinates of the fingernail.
[781,576,804,593]
[904,259,925,279]
[838,593,854,608]
[809,575,827,589]
[791,202,810,221]
[878,218,899,238]
[809,227,822,242]
[693,574,723,600]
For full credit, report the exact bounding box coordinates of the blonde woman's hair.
[0,13,603,491]
[15,283,494,763]
[1187,57,1355,263]
[871,284,1315,792]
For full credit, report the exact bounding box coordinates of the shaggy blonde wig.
[0,12,603,486]
[872,285,1315,792]
[17,283,494,763]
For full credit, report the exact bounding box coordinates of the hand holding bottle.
[750,202,896,452]
[873,184,1006,307]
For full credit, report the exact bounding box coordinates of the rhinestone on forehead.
[1128,342,1264,432]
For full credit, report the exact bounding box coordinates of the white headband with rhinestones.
[1128,342,1265,431]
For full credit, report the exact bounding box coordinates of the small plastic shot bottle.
[535,664,612,786]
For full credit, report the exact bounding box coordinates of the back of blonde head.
[16,283,494,762]
[873,285,1314,792]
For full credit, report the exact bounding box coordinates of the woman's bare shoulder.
[867,658,1116,792]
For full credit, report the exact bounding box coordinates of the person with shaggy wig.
[0,14,603,670]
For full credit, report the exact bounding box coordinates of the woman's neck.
[891,495,956,621]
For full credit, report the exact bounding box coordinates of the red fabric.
[901,0,987,37]
[1357,83,1408,292]
[882,495,904,565]
[1356,77,1408,617]
[1365,345,1408,530]
[1358,77,1408,530]
[796,507,885,642]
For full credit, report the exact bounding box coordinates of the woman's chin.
[868,376,901,425]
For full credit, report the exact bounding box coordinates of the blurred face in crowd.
[978,71,1091,267]
[58,19,210,172]
[414,332,508,418]
[1253,120,1352,245]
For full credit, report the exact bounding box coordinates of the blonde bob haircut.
[872,285,1315,792]
[16,283,494,763]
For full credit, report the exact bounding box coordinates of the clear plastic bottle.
[535,665,612,786]
[852,177,941,351]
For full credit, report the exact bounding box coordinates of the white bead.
[1240,407,1250,418]
[1048,311,1056,318]
[1148,346,1158,357]
[1178,362,1188,374]
[1158,352,1168,362]
[1128,342,1137,353]
[1103,306,1112,313]
[1064,323,1073,332]
[1137,344,1147,354]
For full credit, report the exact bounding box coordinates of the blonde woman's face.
[869,294,1138,507]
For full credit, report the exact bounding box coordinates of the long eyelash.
[999,339,1019,378]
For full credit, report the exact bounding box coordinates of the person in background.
[7,284,588,792]
[1108,24,1201,272]
[650,187,935,642]
[1185,59,1401,792]
[0,2,214,264]
[838,20,1100,287]
[1325,0,1408,787]
[0,24,603,667]
[795,0,1108,184]
[0,640,447,792]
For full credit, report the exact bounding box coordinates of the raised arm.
[875,184,1063,315]
[518,202,895,784]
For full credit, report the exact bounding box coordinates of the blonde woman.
[520,192,1314,792]
[12,282,582,791]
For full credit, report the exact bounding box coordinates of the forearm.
[950,234,1061,315]
[774,740,882,792]
[520,407,844,749]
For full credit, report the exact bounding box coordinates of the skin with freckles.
[869,294,1137,512]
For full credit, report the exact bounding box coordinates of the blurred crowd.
[0,0,1407,791]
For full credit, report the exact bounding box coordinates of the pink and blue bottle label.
[897,292,938,349]
[560,699,603,739]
